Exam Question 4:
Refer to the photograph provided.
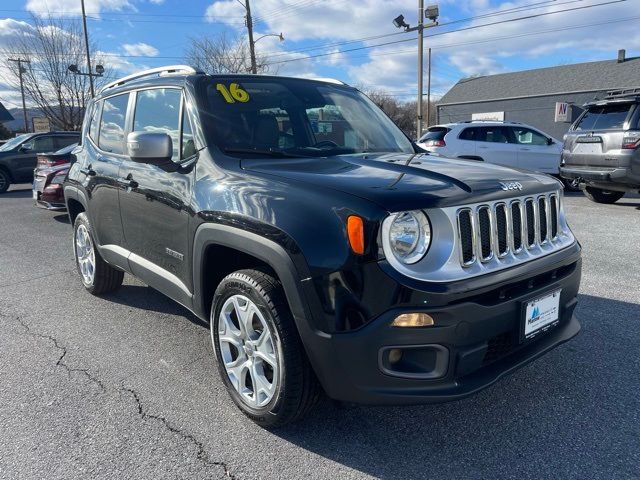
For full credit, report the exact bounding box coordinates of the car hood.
[241,152,561,211]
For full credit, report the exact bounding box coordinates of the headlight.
[387,210,431,264]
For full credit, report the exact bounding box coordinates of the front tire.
[0,169,10,194]
[583,186,625,204]
[73,213,124,294]
[211,269,321,428]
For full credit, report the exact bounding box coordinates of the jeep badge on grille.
[499,181,523,191]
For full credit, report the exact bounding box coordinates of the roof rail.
[99,65,203,94]
[311,77,346,85]
[605,87,640,99]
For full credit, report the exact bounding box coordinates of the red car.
[33,143,77,210]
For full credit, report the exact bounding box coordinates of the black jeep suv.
[561,88,640,203]
[64,66,582,427]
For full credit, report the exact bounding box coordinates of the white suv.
[417,121,562,174]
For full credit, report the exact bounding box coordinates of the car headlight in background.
[387,210,431,264]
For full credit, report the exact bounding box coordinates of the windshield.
[0,134,34,152]
[200,77,414,157]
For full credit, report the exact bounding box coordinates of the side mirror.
[126,131,172,165]
[547,138,554,145]
[20,143,33,152]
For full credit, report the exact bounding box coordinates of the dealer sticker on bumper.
[524,290,561,340]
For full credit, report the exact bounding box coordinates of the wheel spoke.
[226,358,248,392]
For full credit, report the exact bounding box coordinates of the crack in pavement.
[3,311,237,479]
[123,386,237,479]
[11,313,107,393]
[0,268,76,289]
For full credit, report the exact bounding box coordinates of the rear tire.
[0,169,10,194]
[583,186,625,204]
[73,213,124,294]
[211,269,322,428]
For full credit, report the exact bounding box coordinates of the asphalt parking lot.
[0,184,638,480]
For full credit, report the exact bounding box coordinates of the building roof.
[439,57,640,106]
[0,101,14,122]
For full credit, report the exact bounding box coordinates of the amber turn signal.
[391,313,435,327]
[347,215,365,255]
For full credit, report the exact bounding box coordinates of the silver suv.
[560,89,640,204]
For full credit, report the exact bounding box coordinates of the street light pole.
[427,47,432,128]
[80,0,95,97]
[8,58,30,132]
[417,0,424,138]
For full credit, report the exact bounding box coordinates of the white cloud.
[122,42,159,57]
[25,0,134,17]
[148,0,165,4]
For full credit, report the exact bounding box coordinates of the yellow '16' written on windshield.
[216,83,250,103]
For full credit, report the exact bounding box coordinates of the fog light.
[391,313,434,327]
[388,348,403,364]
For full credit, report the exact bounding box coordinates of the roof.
[0,102,14,122]
[439,57,640,106]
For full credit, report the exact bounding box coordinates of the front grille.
[456,192,562,267]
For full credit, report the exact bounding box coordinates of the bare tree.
[184,32,274,74]
[362,87,437,139]
[4,15,106,131]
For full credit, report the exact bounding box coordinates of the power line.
[261,0,627,67]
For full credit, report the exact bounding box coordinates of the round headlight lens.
[388,210,431,264]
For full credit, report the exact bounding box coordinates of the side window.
[99,93,129,154]
[477,127,510,143]
[181,108,196,159]
[459,128,476,141]
[89,101,101,143]
[133,88,182,161]
[55,136,78,149]
[512,127,548,146]
[31,135,56,152]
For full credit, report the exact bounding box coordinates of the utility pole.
[426,47,432,128]
[244,0,258,74]
[416,0,424,138]
[8,58,30,132]
[80,0,95,97]
[392,5,438,139]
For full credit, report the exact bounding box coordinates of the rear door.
[511,126,560,173]
[565,103,635,167]
[475,126,518,168]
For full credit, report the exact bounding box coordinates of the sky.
[0,0,638,109]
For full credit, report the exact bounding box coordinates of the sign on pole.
[32,117,51,133]
[555,102,570,122]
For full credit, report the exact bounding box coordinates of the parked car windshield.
[0,133,34,152]
[201,77,414,157]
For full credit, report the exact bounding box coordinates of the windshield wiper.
[223,147,306,158]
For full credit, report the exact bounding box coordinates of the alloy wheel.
[216,294,279,408]
[75,224,95,285]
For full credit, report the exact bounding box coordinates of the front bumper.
[300,245,582,405]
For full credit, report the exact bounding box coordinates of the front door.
[11,135,54,182]
[511,126,560,174]
[118,87,195,292]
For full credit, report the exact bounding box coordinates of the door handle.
[117,174,138,189]
[80,164,96,176]
[520,148,531,151]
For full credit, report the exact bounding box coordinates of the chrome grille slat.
[457,192,565,267]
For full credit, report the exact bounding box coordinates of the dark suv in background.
[561,88,640,203]
[0,131,79,193]
[64,66,581,427]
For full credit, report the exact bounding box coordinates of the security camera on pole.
[393,3,439,139]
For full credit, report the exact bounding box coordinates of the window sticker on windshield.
[216,83,250,103]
